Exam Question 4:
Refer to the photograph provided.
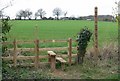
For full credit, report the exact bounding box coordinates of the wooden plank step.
[47,51,56,56]
[56,57,67,63]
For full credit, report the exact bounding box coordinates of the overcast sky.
[0,0,119,19]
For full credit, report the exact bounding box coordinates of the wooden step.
[56,57,67,63]
[47,51,56,56]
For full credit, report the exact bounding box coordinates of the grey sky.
[0,0,119,19]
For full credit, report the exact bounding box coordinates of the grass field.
[2,20,119,79]
[6,20,118,48]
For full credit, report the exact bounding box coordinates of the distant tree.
[35,12,38,20]
[35,9,46,19]
[16,9,30,20]
[77,17,83,20]
[112,1,120,22]
[42,17,47,20]
[25,9,32,20]
[16,11,22,20]
[16,10,23,20]
[0,0,13,19]
[0,11,3,19]
[22,10,27,20]
[53,7,62,20]
[48,17,54,20]
[64,11,67,17]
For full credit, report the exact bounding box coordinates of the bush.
[76,27,92,64]
[2,19,12,54]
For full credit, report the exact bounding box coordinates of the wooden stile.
[2,38,77,69]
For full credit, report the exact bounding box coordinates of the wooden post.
[50,55,56,72]
[13,39,17,67]
[118,2,120,59]
[48,54,51,62]
[118,1,120,26]
[48,51,56,72]
[34,39,39,68]
[68,38,72,65]
[118,1,120,15]
[94,7,98,56]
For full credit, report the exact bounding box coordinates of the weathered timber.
[13,39,17,67]
[56,57,67,70]
[48,51,56,72]
[68,38,72,65]
[2,55,49,60]
[34,39,39,68]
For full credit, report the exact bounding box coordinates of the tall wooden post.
[34,39,39,68]
[94,7,98,55]
[118,1,120,26]
[118,1,120,57]
[13,39,17,67]
[118,1,120,14]
[68,38,72,65]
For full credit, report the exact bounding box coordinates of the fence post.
[34,39,39,68]
[68,38,72,65]
[13,39,17,67]
[48,51,56,72]
[94,7,99,56]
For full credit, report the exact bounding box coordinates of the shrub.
[2,19,11,54]
[76,27,92,64]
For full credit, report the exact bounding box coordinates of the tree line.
[15,7,66,20]
[0,7,115,21]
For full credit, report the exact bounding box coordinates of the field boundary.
[2,38,77,68]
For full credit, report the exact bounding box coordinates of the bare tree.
[16,10,23,20]
[0,0,14,19]
[112,1,120,21]
[35,12,38,20]
[118,1,120,15]
[53,7,62,20]
[25,9,32,20]
[16,10,30,20]
[64,11,67,17]
[35,9,46,19]
[0,11,3,19]
[22,10,27,20]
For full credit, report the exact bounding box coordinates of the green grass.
[2,20,119,79]
[7,20,118,48]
